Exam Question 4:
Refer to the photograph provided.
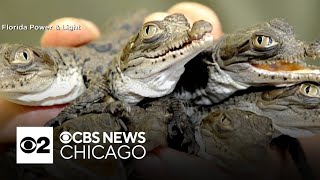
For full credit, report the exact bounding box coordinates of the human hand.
[0,2,319,179]
[0,2,222,143]
[0,18,101,143]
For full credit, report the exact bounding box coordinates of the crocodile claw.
[107,101,131,115]
[79,101,131,116]
[45,101,131,127]
[45,113,77,127]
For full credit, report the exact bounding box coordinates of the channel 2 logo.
[16,127,53,164]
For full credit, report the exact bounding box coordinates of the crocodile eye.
[13,49,32,64]
[220,116,232,127]
[299,83,320,97]
[141,23,162,42]
[252,35,278,50]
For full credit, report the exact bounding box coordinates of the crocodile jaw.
[119,33,213,103]
[1,68,85,106]
[248,64,320,85]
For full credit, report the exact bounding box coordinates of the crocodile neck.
[1,48,86,106]
[174,49,250,105]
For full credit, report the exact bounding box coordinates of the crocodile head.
[0,44,61,105]
[221,82,320,138]
[117,13,213,100]
[215,18,320,86]
[197,109,273,170]
[256,83,320,137]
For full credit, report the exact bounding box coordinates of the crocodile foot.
[162,97,195,151]
[45,101,131,127]
[79,100,131,116]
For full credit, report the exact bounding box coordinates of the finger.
[144,12,169,23]
[41,18,100,47]
[0,100,65,143]
[168,2,223,39]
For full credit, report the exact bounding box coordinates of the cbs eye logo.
[20,136,50,154]
[59,131,72,144]
[16,127,53,164]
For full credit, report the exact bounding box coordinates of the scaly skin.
[174,82,320,178]
[175,18,320,105]
[45,13,213,126]
[172,82,320,178]
[193,109,314,179]
[1,92,316,179]
[195,109,274,173]
[0,11,147,106]
[0,99,171,179]
[216,83,320,138]
[185,83,320,162]
[0,12,213,107]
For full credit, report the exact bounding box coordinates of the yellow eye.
[299,83,319,97]
[141,23,162,42]
[13,49,32,64]
[252,35,278,50]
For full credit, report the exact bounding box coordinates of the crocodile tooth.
[177,41,181,47]
[179,41,183,47]
[287,73,293,79]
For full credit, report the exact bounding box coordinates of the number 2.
[36,137,50,153]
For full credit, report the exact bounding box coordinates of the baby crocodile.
[44,13,213,126]
[184,82,320,157]
[0,13,213,107]
[0,98,172,179]
[175,18,320,105]
[217,82,320,137]
[187,81,320,179]
[0,11,147,106]
[193,109,315,180]
[1,89,316,179]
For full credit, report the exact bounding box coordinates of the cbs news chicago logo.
[16,127,53,164]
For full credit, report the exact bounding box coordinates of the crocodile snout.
[188,20,212,40]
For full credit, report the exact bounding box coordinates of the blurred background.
[0,0,319,45]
